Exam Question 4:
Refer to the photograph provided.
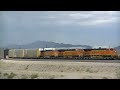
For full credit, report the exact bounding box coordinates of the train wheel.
[83,57,85,60]
[79,57,81,60]
[104,57,106,60]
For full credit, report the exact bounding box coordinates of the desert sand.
[0,59,120,79]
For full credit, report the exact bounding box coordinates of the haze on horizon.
[0,11,120,47]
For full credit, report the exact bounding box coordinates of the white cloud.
[69,13,93,19]
[2,11,119,26]
[77,17,118,26]
[54,11,119,26]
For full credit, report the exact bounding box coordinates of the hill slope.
[5,41,92,49]
[115,46,120,50]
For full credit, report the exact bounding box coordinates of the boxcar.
[8,49,24,58]
[24,49,41,59]
[8,49,14,58]
[14,49,24,58]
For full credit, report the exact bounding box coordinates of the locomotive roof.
[83,48,115,51]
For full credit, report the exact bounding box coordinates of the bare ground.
[0,59,120,79]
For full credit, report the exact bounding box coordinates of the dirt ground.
[0,59,120,79]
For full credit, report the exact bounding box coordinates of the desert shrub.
[76,69,80,72]
[0,72,1,77]
[86,68,98,73]
[60,75,64,77]
[61,70,63,72]
[25,65,29,70]
[4,73,9,76]
[102,77,108,79]
[86,68,94,73]
[8,72,17,79]
[116,71,120,79]
[49,75,55,79]
[31,74,38,79]
[21,75,28,79]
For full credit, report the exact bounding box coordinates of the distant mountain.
[5,41,92,49]
[115,46,120,50]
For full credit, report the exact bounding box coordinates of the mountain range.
[115,46,120,50]
[4,41,92,49]
[3,41,120,51]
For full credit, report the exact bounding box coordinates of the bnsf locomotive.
[6,47,119,60]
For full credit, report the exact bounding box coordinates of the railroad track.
[3,58,120,63]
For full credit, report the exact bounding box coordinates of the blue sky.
[0,11,120,47]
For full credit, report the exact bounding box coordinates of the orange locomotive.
[40,50,59,58]
[83,48,118,59]
[40,49,85,59]
[62,49,84,59]
[40,48,118,60]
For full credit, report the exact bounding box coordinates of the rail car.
[8,49,41,59]
[6,48,120,60]
[83,48,118,60]
[40,50,59,59]
[60,49,84,59]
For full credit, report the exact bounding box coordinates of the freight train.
[2,47,119,60]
